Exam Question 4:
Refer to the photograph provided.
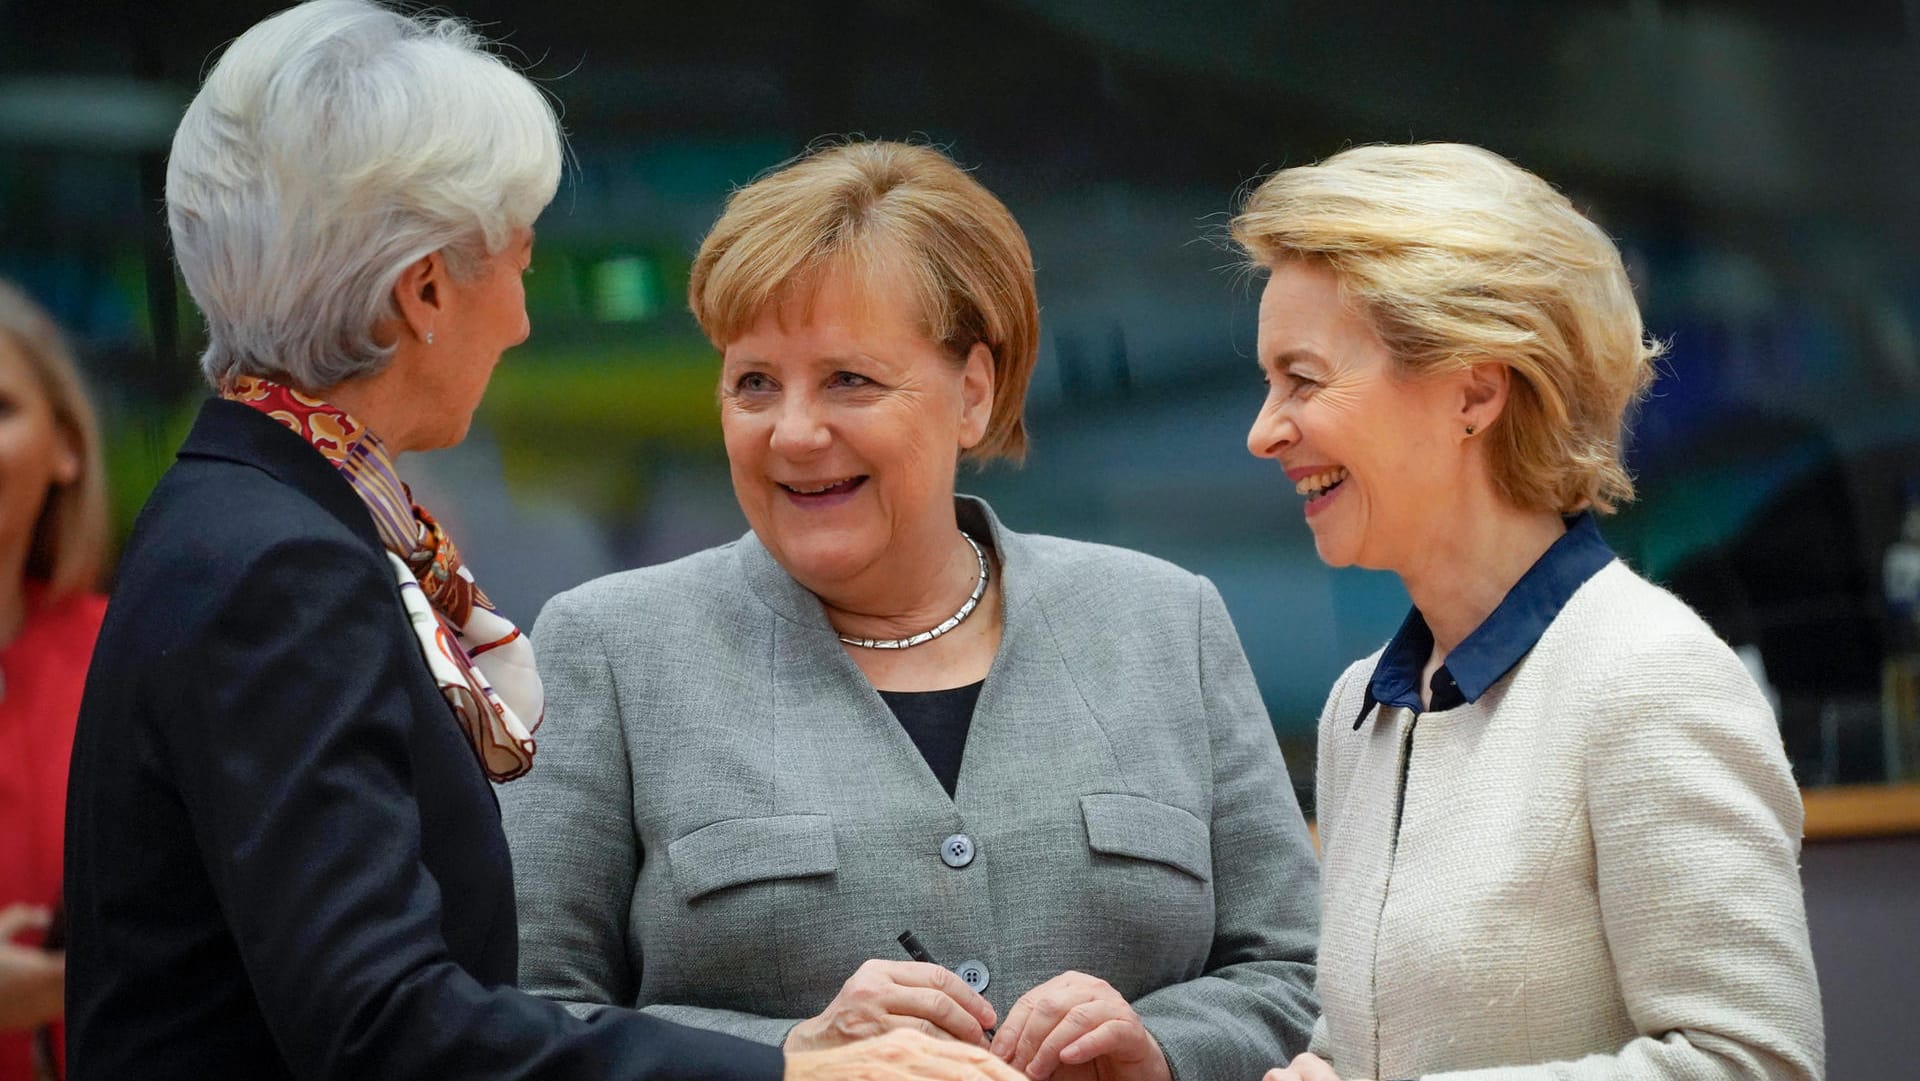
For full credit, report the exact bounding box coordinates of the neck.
[816,523,983,643]
[1396,484,1566,657]
[0,530,32,647]
[324,361,423,456]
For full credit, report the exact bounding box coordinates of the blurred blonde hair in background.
[0,279,107,598]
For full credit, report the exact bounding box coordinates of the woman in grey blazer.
[501,140,1320,1081]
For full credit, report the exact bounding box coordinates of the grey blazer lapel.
[734,529,957,809]
[727,497,1124,814]
[955,498,1127,811]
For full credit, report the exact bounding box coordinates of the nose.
[769,392,832,458]
[1247,401,1296,460]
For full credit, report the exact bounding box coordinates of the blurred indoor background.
[4,1,1915,1073]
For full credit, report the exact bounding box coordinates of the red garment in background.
[0,585,106,1081]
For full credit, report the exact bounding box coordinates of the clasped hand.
[992,971,1168,1081]
[790,963,1168,1081]
[787,959,998,1051]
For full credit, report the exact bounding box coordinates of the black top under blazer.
[63,399,782,1081]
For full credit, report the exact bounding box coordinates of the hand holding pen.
[898,931,997,1041]
[781,935,998,1053]
[891,932,1169,1081]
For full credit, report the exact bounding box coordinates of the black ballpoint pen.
[897,929,938,965]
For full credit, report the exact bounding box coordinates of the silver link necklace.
[836,530,989,650]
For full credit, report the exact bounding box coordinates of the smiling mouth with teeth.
[1294,466,1349,501]
[780,476,867,496]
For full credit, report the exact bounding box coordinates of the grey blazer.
[501,497,1320,1080]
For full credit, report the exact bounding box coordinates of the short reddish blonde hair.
[1233,143,1660,514]
[689,140,1039,462]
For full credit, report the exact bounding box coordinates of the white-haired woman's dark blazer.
[64,400,783,1081]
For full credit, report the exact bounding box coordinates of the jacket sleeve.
[1421,631,1824,1081]
[501,587,808,1049]
[162,535,782,1081]
[638,1004,802,1047]
[1130,578,1322,1080]
[499,586,645,1016]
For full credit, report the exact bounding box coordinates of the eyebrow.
[1263,347,1322,371]
[723,351,886,369]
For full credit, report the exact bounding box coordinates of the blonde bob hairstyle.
[688,140,1039,463]
[0,280,108,600]
[1231,142,1660,515]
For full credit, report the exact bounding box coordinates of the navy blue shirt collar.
[1355,512,1616,729]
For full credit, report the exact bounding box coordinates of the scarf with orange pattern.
[222,375,540,781]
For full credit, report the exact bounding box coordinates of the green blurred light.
[592,255,657,323]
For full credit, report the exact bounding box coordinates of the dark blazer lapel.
[176,397,385,554]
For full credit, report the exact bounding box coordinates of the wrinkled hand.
[787,960,999,1052]
[1263,1053,1360,1081]
[788,1027,1028,1081]
[0,905,63,1032]
[991,971,1169,1081]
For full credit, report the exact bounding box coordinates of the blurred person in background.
[1236,143,1823,1081]
[0,280,108,1081]
[502,139,1320,1081]
[60,5,1019,1081]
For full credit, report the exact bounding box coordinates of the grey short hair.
[166,0,562,391]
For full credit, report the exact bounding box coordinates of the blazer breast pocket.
[1078,793,1215,974]
[668,813,839,902]
[658,813,839,1006]
[1080,793,1212,881]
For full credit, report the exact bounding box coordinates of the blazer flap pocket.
[668,814,838,902]
[1080,793,1211,882]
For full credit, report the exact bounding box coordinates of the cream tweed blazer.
[1311,560,1823,1081]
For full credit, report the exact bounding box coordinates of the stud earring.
[426,330,435,345]
[1465,424,1477,436]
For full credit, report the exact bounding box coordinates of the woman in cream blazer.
[1239,143,1822,1081]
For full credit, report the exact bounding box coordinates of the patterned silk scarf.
[222,376,540,781]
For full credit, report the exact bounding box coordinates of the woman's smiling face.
[718,261,992,596]
[1245,259,1464,573]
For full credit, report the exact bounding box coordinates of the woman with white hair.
[60,5,1023,1081]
